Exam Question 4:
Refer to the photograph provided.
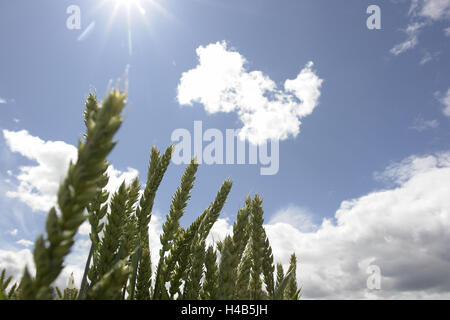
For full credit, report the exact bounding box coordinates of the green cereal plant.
[133,145,173,300]
[275,263,285,295]
[2,85,300,300]
[153,158,198,300]
[249,195,266,300]
[1,269,17,300]
[286,253,301,300]
[200,246,219,300]
[17,87,127,300]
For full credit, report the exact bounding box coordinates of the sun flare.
[111,0,147,15]
[92,0,171,56]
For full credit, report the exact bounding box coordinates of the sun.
[90,0,171,56]
[111,0,147,15]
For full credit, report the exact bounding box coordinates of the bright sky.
[1,0,450,299]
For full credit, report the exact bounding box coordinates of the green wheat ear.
[285,252,299,300]
[200,246,219,300]
[249,195,265,300]
[18,88,127,300]
[153,158,198,300]
[0,269,17,300]
[133,145,173,300]
[6,84,302,300]
[87,260,130,300]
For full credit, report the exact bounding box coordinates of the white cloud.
[0,249,34,284]
[78,221,91,236]
[268,205,317,232]
[392,1,450,56]
[268,152,450,298]
[148,213,163,269]
[445,27,450,36]
[177,41,323,145]
[390,22,425,55]
[104,165,139,199]
[417,0,450,20]
[0,97,6,104]
[3,148,450,298]
[419,50,440,65]
[0,128,139,290]
[390,37,419,55]
[206,218,233,248]
[203,152,450,298]
[409,117,439,131]
[2,129,139,212]
[373,153,449,185]
[8,229,18,236]
[3,129,78,212]
[0,212,165,291]
[16,239,34,248]
[440,88,450,117]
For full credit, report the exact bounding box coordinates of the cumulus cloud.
[373,153,450,185]
[177,41,323,145]
[268,205,317,233]
[2,129,78,211]
[0,97,6,104]
[270,152,450,298]
[78,221,91,236]
[0,249,34,283]
[2,129,139,212]
[178,152,450,299]
[206,218,234,248]
[391,1,450,56]
[0,212,164,290]
[3,141,450,298]
[139,151,450,299]
[0,128,140,290]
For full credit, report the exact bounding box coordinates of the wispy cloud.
[409,117,439,131]
[177,41,324,145]
[417,0,450,20]
[391,0,450,56]
[445,27,450,36]
[440,88,450,117]
[0,97,7,104]
[419,50,440,65]
[16,239,34,248]
[391,22,425,56]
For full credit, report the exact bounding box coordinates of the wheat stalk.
[3,85,300,300]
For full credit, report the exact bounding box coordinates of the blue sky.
[1,0,450,298]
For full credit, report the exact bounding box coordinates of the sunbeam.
[91,0,172,56]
